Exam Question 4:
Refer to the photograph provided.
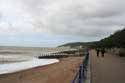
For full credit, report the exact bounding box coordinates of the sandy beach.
[0,56,83,83]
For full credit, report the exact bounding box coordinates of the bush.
[118,48,125,57]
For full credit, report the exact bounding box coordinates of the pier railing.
[71,50,89,83]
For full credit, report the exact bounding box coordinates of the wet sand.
[0,56,83,83]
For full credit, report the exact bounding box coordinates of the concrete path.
[90,50,125,83]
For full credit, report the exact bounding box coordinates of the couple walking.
[96,48,106,57]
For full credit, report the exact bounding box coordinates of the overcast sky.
[0,0,124,47]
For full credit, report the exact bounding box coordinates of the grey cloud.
[0,13,1,18]
[0,0,124,39]
[40,0,125,37]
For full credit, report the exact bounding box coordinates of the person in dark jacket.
[101,48,106,57]
[96,48,100,57]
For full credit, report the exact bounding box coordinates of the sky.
[0,0,124,47]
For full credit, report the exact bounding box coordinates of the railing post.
[82,65,85,80]
[78,65,82,83]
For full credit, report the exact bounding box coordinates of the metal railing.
[71,51,89,83]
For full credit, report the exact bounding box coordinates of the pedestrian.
[101,48,106,57]
[96,48,100,57]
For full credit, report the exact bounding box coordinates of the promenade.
[90,50,125,83]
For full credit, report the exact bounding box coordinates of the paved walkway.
[90,50,125,83]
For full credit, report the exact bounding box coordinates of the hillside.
[98,28,125,48]
[59,28,125,48]
[59,42,97,48]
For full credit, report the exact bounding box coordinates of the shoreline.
[0,56,82,83]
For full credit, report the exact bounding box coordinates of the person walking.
[96,48,100,57]
[101,48,106,57]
